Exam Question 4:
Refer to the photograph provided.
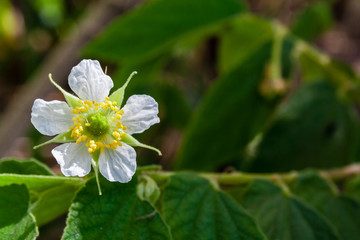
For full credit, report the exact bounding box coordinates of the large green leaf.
[162,173,265,240]
[291,171,360,240]
[250,80,356,172]
[0,174,84,226]
[233,179,339,240]
[0,184,38,239]
[218,15,273,74]
[62,176,171,240]
[84,0,246,62]
[291,1,333,41]
[175,41,275,171]
[0,158,54,175]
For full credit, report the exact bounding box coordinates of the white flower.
[31,59,160,186]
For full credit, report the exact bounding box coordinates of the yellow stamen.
[70,96,129,153]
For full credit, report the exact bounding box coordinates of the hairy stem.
[143,163,360,186]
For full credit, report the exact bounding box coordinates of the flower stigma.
[87,113,109,136]
[70,97,127,154]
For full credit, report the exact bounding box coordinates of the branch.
[143,163,360,186]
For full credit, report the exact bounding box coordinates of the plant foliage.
[1,0,360,239]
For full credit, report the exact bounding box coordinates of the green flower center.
[86,113,109,136]
[70,98,127,154]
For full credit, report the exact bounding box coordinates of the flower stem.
[91,159,102,196]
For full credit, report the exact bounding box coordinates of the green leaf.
[175,41,276,171]
[30,184,82,226]
[62,176,171,240]
[234,179,339,240]
[218,15,273,74]
[0,158,54,175]
[297,44,360,102]
[162,173,266,240]
[154,83,192,130]
[250,80,356,172]
[110,53,168,92]
[291,1,333,41]
[291,171,360,240]
[0,184,29,227]
[345,175,360,202]
[0,184,38,240]
[0,174,84,226]
[0,174,84,193]
[0,214,37,240]
[83,0,246,62]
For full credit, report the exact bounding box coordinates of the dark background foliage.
[1,0,360,239]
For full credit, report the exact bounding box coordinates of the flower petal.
[121,95,160,134]
[99,143,136,182]
[31,99,74,136]
[68,59,113,102]
[51,143,91,177]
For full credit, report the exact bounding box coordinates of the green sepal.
[33,130,74,149]
[49,74,82,108]
[109,71,137,107]
[122,133,162,156]
[136,175,160,205]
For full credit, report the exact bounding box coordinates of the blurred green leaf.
[291,1,333,41]
[112,55,192,131]
[297,46,360,102]
[219,15,273,74]
[155,83,192,130]
[0,184,38,240]
[175,41,276,171]
[62,176,171,240]
[162,173,265,240]
[250,80,356,172]
[0,158,54,175]
[291,171,360,240]
[234,179,339,240]
[111,54,169,91]
[83,0,246,62]
[344,175,360,203]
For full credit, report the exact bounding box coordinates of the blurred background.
[1,0,360,237]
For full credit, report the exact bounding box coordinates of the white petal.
[99,143,136,183]
[51,143,91,177]
[68,59,113,102]
[121,95,160,135]
[31,99,73,136]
